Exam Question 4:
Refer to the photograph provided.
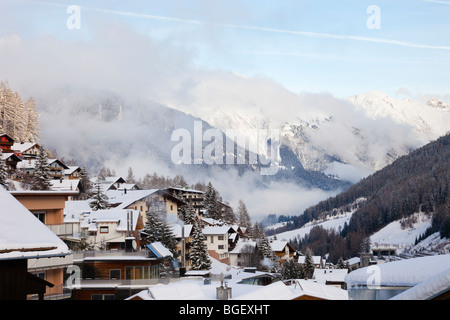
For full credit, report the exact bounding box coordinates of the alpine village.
[1,81,450,302]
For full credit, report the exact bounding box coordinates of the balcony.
[47,223,74,238]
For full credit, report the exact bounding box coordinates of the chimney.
[216,273,232,300]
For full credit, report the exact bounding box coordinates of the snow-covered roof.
[65,166,81,175]
[165,186,204,194]
[50,179,80,192]
[170,223,193,238]
[12,142,38,153]
[292,279,349,300]
[0,186,71,260]
[345,254,450,287]
[105,189,159,209]
[298,256,322,265]
[390,267,450,300]
[147,242,173,259]
[313,269,348,283]
[229,240,257,254]
[202,226,233,235]
[80,209,139,232]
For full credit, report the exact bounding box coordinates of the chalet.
[93,176,126,191]
[0,133,14,153]
[12,142,40,159]
[163,187,205,215]
[70,242,174,300]
[79,209,140,250]
[270,240,296,264]
[106,188,185,227]
[1,151,22,178]
[17,158,70,179]
[229,239,258,267]
[202,226,236,264]
[10,190,79,299]
[0,187,72,300]
[65,166,81,179]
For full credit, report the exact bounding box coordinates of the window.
[109,269,121,279]
[125,266,159,280]
[210,236,214,243]
[218,235,224,241]
[92,294,115,300]
[100,226,109,233]
[33,212,46,224]
[218,245,224,250]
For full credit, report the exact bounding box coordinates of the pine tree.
[23,98,40,142]
[31,146,52,190]
[281,260,304,280]
[337,257,345,269]
[204,182,220,220]
[143,198,179,258]
[143,204,164,243]
[304,248,315,279]
[183,202,197,225]
[89,178,109,210]
[237,199,251,229]
[79,165,93,200]
[190,223,211,270]
[0,150,9,190]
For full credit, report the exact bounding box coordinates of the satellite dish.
[132,239,137,250]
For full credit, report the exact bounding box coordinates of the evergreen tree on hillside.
[190,223,211,270]
[0,81,40,142]
[31,146,52,191]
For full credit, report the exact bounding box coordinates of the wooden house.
[12,142,40,160]
[0,133,14,153]
[11,190,79,299]
[70,243,173,300]
[270,240,296,264]
[0,187,72,300]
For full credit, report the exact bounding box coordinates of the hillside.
[270,133,450,261]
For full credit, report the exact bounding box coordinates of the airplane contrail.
[12,0,450,51]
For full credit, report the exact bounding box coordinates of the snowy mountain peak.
[427,98,450,110]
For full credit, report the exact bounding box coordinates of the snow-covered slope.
[270,211,354,243]
[369,212,432,248]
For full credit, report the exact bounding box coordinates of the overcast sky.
[1,0,450,98]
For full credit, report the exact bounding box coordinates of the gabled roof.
[0,186,71,260]
[146,242,173,259]
[270,240,295,253]
[80,209,139,232]
[105,189,159,209]
[202,226,234,236]
[12,142,39,153]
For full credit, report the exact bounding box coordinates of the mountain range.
[36,86,449,218]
